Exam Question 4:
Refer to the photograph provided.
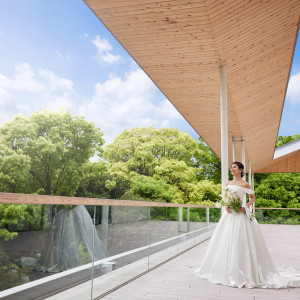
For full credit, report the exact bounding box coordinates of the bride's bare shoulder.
[241,180,251,189]
[226,180,233,186]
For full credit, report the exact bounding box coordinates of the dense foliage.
[0,110,104,240]
[0,110,104,195]
[276,134,300,147]
[0,111,299,242]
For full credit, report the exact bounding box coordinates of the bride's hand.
[239,207,246,213]
[226,206,232,213]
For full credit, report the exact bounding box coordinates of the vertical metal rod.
[148,206,150,270]
[91,205,96,300]
[187,207,190,233]
[206,208,210,227]
[178,207,183,233]
[176,208,179,254]
[220,65,228,215]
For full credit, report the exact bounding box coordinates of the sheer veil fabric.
[193,185,300,288]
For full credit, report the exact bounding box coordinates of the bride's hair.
[232,161,245,177]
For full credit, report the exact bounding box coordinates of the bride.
[193,161,300,288]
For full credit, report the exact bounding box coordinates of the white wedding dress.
[193,185,300,288]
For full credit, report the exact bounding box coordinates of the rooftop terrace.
[47,224,300,300]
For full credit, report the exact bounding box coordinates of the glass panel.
[177,208,195,253]
[91,205,150,298]
[148,207,178,269]
[0,204,95,300]
[206,207,221,239]
[189,207,209,244]
[255,208,300,225]
[209,207,221,224]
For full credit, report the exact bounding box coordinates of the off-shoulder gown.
[193,185,300,288]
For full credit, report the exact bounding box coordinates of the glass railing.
[0,193,218,300]
[1,192,298,300]
[254,207,300,225]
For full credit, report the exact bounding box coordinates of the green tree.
[0,143,31,193]
[0,110,104,196]
[104,127,201,174]
[76,161,110,199]
[195,137,221,184]
[103,127,202,202]
[76,160,131,199]
[254,134,299,191]
[254,173,300,224]
[0,110,104,242]
[0,204,43,241]
[255,173,300,208]
[131,174,177,203]
[276,134,300,147]
[188,180,222,205]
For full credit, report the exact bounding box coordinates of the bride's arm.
[246,194,255,208]
[226,206,232,213]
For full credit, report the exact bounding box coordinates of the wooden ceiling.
[84,0,300,173]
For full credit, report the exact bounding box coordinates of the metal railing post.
[206,208,210,227]
[91,205,96,300]
[187,207,190,232]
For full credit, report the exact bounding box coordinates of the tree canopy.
[195,137,221,184]
[0,110,104,196]
[102,127,203,203]
[276,134,300,147]
[104,127,201,172]
[255,173,300,208]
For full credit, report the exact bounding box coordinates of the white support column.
[220,65,228,215]
[240,137,246,205]
[252,173,255,213]
[232,136,236,162]
[248,160,252,186]
[248,160,252,211]
[241,136,246,171]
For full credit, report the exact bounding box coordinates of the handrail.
[0,192,214,208]
[254,207,300,210]
[0,192,299,210]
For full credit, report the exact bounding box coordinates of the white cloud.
[78,68,183,144]
[15,63,45,92]
[154,98,182,120]
[0,63,76,122]
[286,72,300,104]
[55,49,71,60]
[0,63,186,145]
[39,69,73,91]
[92,35,121,64]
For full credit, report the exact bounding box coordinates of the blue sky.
[0,0,299,146]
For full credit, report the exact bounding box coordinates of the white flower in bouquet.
[215,188,255,221]
[216,188,242,213]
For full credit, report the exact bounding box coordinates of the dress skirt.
[193,211,300,288]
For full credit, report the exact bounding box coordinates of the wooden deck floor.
[101,224,300,300]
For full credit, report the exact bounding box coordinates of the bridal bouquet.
[215,188,242,213]
[215,188,255,221]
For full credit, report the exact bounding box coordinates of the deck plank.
[101,224,300,300]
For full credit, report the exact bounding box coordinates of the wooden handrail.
[0,192,299,210]
[254,207,300,210]
[0,192,214,208]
